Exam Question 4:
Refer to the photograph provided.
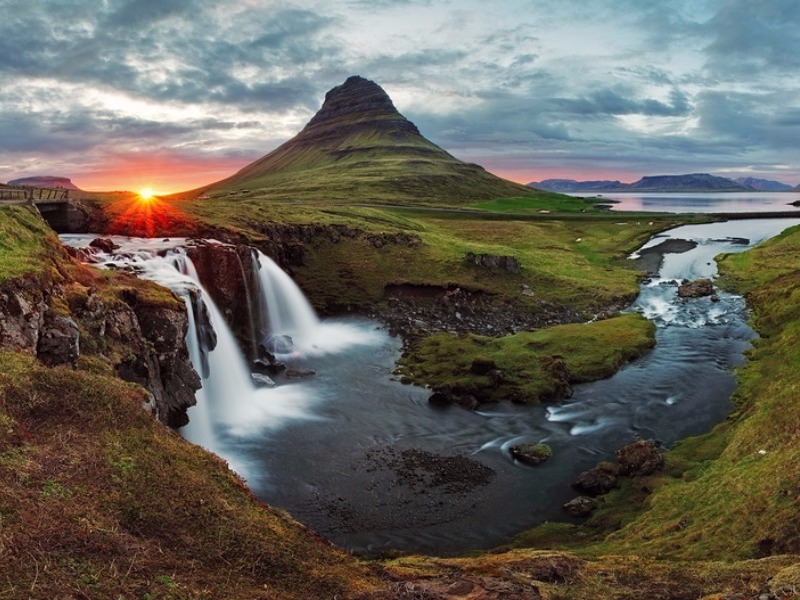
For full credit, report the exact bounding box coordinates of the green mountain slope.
[197,76,545,205]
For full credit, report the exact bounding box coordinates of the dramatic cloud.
[2,0,800,191]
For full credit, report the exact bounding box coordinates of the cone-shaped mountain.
[204,76,537,204]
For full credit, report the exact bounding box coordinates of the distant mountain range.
[7,176,82,191]
[529,173,799,193]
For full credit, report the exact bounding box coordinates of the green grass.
[399,313,655,404]
[470,194,608,214]
[0,205,59,282]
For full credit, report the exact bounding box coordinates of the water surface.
[568,191,800,214]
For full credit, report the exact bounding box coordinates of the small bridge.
[0,186,86,231]
[0,185,71,205]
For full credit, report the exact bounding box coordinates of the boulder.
[428,391,452,406]
[36,315,80,366]
[464,252,521,273]
[252,373,277,387]
[563,496,597,518]
[253,358,286,375]
[572,461,620,496]
[677,278,714,298]
[510,443,552,466]
[615,439,664,476]
[88,237,120,253]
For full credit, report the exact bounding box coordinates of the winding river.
[60,217,800,556]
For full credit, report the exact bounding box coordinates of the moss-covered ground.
[398,313,655,404]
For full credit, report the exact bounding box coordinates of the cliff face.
[0,232,199,427]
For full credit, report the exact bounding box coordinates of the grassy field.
[0,205,60,282]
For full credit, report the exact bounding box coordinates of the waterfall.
[253,251,320,350]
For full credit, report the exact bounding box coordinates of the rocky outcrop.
[677,278,714,298]
[0,260,200,428]
[510,443,552,466]
[186,240,258,354]
[0,283,47,354]
[615,439,664,476]
[566,440,665,516]
[464,252,521,273]
[36,314,79,366]
[572,461,620,496]
[563,496,597,517]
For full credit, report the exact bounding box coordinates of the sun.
[138,187,155,200]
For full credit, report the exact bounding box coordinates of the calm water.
[568,191,800,213]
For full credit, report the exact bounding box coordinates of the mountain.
[7,176,82,191]
[528,179,623,192]
[199,75,539,205]
[628,173,749,191]
[735,176,793,191]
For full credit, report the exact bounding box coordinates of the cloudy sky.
[2,0,800,192]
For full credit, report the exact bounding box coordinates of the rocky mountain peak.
[305,75,419,134]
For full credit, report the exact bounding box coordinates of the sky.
[2,0,800,193]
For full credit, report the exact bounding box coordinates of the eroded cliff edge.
[0,207,199,427]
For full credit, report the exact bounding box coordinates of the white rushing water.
[58,236,336,481]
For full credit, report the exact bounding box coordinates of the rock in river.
[510,443,552,466]
[677,278,714,298]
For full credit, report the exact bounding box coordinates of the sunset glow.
[139,188,155,200]
[106,193,195,237]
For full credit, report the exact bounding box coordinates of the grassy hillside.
[0,206,379,599]
[180,76,551,206]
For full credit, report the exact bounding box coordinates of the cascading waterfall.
[253,251,320,349]
[57,236,320,481]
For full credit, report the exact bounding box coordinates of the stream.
[60,217,800,556]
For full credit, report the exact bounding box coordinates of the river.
[59,216,800,556]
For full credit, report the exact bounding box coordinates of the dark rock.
[510,443,552,466]
[677,278,714,298]
[0,288,45,354]
[563,496,597,517]
[36,315,79,366]
[285,368,315,378]
[128,304,201,428]
[710,294,720,303]
[540,355,572,400]
[572,461,620,496]
[470,356,496,375]
[186,241,258,353]
[454,394,480,410]
[88,237,120,253]
[253,358,286,375]
[428,391,452,406]
[615,439,664,476]
[464,251,521,273]
[252,373,276,387]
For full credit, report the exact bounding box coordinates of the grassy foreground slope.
[0,206,378,599]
